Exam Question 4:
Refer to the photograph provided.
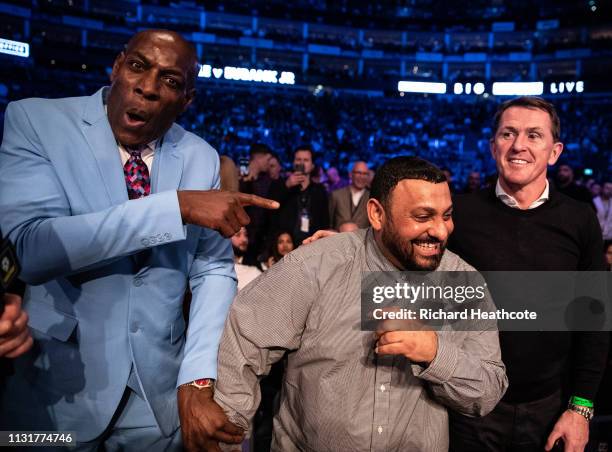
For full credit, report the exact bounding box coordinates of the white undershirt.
[350,187,366,207]
[495,179,549,210]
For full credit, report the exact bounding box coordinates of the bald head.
[107,29,198,146]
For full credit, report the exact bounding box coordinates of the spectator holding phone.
[269,146,330,245]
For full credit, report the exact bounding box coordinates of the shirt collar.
[495,179,549,210]
[125,140,158,153]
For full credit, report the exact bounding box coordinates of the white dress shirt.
[495,179,549,210]
[350,187,366,207]
[594,196,612,240]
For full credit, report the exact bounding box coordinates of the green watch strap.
[570,396,594,408]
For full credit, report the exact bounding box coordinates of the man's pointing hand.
[178,190,279,237]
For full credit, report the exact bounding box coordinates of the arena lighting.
[491,82,544,96]
[397,81,447,94]
[198,64,295,85]
[0,38,29,58]
[550,81,584,94]
[453,82,486,96]
[473,83,485,95]
[453,80,584,96]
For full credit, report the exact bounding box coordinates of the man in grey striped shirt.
[212,157,507,451]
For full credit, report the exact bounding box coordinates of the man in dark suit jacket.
[329,161,370,230]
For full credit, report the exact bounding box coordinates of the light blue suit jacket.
[0,88,237,440]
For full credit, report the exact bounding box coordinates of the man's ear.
[489,137,497,161]
[548,142,564,165]
[367,198,385,232]
[110,52,125,83]
[181,88,196,113]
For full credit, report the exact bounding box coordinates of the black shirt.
[268,180,330,246]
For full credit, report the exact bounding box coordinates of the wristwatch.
[567,402,594,421]
[180,378,215,391]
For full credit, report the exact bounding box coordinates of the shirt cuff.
[411,333,458,384]
[177,361,216,387]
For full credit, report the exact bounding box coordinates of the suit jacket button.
[164,233,172,241]
[133,278,143,287]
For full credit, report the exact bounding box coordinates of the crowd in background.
[181,88,611,185]
[1,72,611,270]
[1,70,611,188]
[223,142,612,283]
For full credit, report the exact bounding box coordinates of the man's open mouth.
[125,110,148,127]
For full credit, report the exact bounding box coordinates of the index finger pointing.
[237,193,280,210]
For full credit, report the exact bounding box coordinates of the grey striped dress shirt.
[215,228,507,451]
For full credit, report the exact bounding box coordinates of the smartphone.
[294,163,305,174]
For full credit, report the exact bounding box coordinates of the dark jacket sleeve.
[571,332,610,400]
[571,205,609,400]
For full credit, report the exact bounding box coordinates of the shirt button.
[164,232,172,241]
[130,323,139,333]
[377,426,383,434]
[380,384,386,392]
[133,278,143,287]
[141,238,150,247]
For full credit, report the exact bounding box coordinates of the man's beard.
[381,219,445,271]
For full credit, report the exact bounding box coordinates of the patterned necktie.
[124,145,150,199]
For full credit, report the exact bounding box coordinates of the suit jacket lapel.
[80,89,184,203]
[357,189,369,210]
[81,88,128,206]
[347,187,355,215]
[151,125,183,193]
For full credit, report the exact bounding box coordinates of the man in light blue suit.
[0,30,276,451]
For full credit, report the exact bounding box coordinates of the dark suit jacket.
[329,186,370,230]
